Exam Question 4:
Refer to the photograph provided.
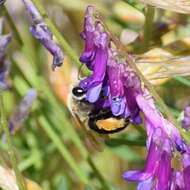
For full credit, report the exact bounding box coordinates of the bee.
[68,86,129,134]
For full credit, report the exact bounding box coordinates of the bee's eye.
[72,86,86,97]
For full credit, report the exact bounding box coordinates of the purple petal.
[155,141,172,190]
[123,170,152,182]
[143,130,162,173]
[0,34,12,60]
[79,36,108,90]
[182,106,190,130]
[136,94,161,128]
[182,153,190,168]
[79,13,96,67]
[107,65,124,97]
[124,87,141,124]
[111,97,125,116]
[123,105,130,118]
[174,171,185,190]
[124,130,162,183]
[22,0,43,24]
[0,23,12,90]
[131,114,142,125]
[137,177,153,190]
[183,166,190,190]
[0,60,10,90]
[86,83,102,103]
[94,83,110,108]
[136,93,183,148]
[30,23,64,70]
[94,25,108,48]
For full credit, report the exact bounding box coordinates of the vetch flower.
[182,106,190,130]
[79,6,143,124]
[22,0,64,70]
[79,6,96,66]
[0,18,11,90]
[123,92,190,189]
[8,89,37,134]
[123,128,173,190]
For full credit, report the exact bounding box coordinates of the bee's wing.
[140,0,190,14]
[135,55,190,84]
[72,113,105,152]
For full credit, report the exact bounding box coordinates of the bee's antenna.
[78,63,84,80]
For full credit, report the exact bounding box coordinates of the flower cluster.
[22,0,64,70]
[79,6,142,125]
[0,18,11,90]
[79,6,190,189]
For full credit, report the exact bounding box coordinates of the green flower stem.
[13,55,111,189]
[143,5,155,51]
[105,138,146,147]
[0,92,27,190]
[3,7,24,46]
[174,76,190,87]
[38,116,90,185]
[87,157,111,190]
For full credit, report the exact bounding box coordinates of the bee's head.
[72,86,86,101]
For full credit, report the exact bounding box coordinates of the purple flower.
[22,0,64,70]
[8,89,37,134]
[170,171,185,190]
[79,6,190,190]
[79,22,109,103]
[0,18,11,90]
[123,128,172,190]
[182,106,190,130]
[182,153,190,189]
[79,6,96,66]
[78,6,190,190]
[79,7,142,123]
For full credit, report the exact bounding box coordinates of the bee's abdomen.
[88,109,129,134]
